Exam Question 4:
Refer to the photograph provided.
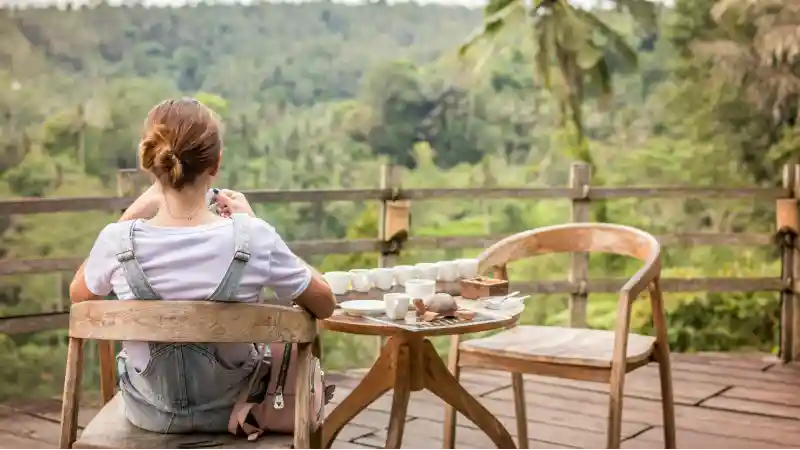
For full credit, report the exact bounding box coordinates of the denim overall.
[115,215,260,433]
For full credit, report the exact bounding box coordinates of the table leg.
[323,337,397,448]
[421,339,517,449]
[385,343,411,448]
[325,335,513,449]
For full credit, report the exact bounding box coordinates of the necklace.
[163,195,206,221]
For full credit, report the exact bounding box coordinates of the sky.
[0,0,643,10]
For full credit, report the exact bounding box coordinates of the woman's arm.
[292,260,337,319]
[69,183,162,303]
[214,189,337,318]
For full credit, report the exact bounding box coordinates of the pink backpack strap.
[228,344,269,437]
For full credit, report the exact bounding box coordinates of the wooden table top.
[322,297,523,337]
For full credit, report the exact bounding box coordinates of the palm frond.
[574,8,639,69]
[590,58,614,110]
[458,0,526,57]
[613,0,658,33]
[534,19,555,89]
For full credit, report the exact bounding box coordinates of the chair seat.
[74,394,292,449]
[459,325,656,368]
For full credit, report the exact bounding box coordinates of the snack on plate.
[415,293,476,322]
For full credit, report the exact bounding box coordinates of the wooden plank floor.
[1,353,799,449]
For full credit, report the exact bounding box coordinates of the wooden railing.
[0,163,798,362]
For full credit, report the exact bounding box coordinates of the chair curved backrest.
[477,223,661,299]
[69,300,317,342]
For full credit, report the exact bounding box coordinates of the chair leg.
[59,337,84,449]
[606,366,625,449]
[442,335,461,449]
[656,345,677,449]
[294,342,314,449]
[98,340,117,405]
[511,373,528,449]
[650,278,676,449]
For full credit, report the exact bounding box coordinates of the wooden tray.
[365,310,508,332]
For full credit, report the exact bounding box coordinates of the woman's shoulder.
[95,220,136,243]
[240,215,280,239]
[236,216,290,250]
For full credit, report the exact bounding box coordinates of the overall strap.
[116,220,162,300]
[207,214,252,301]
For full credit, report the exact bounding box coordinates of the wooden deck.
[1,353,799,449]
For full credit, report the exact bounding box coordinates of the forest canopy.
[0,0,796,399]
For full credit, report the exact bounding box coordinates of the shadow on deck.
[1,353,798,449]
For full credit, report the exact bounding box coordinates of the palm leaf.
[589,58,614,110]
[459,0,555,57]
[458,0,526,56]
[534,21,554,90]
[613,0,658,33]
[574,8,639,70]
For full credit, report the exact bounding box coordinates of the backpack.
[227,342,335,440]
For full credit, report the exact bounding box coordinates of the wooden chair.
[58,300,321,449]
[443,223,676,449]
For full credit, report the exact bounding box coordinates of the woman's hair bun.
[138,98,222,190]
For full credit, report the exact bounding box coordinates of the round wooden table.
[321,299,521,449]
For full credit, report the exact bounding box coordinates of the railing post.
[779,164,800,362]
[379,164,405,268]
[376,164,404,357]
[792,164,800,362]
[569,162,591,328]
[95,169,145,403]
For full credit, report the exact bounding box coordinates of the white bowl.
[436,260,459,282]
[415,263,438,280]
[392,265,416,286]
[324,272,351,295]
[456,258,479,279]
[370,267,395,291]
[349,269,372,292]
[405,279,436,300]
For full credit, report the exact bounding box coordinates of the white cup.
[324,272,351,295]
[349,269,372,292]
[436,260,459,282]
[415,263,438,280]
[405,279,436,300]
[392,265,416,286]
[384,293,411,320]
[370,268,394,291]
[456,258,479,279]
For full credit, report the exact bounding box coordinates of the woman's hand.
[214,189,255,218]
[120,182,162,221]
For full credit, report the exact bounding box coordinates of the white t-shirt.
[84,215,312,371]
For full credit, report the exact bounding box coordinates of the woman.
[68,98,336,433]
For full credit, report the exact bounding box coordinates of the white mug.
[349,269,372,292]
[384,293,411,320]
[370,268,394,291]
[324,272,351,295]
[392,265,416,286]
[405,279,436,300]
[436,260,459,282]
[415,263,438,280]
[456,258,479,279]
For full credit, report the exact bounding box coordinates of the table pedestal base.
[323,334,516,449]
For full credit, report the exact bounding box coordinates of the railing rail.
[0,163,797,362]
[0,186,788,215]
